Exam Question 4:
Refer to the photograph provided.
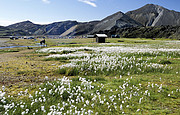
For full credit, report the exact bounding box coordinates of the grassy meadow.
[0,38,180,114]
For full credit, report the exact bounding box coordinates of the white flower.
[21,111,25,115]
[91,103,94,108]
[31,102,34,106]
[20,105,24,109]
[4,105,9,110]
[120,75,122,79]
[29,94,33,99]
[85,100,89,105]
[45,76,49,80]
[2,86,5,91]
[36,109,38,113]
[41,106,45,111]
[139,97,143,104]
[0,92,5,99]
[137,109,140,112]
[26,109,29,114]
[120,104,123,110]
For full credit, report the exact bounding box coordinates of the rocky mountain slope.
[35,21,78,35]
[0,26,30,36]
[61,21,99,36]
[126,4,180,26]
[7,21,42,35]
[91,11,142,33]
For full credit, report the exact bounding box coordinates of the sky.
[0,0,180,26]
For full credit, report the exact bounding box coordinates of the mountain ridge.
[126,4,180,26]
[1,4,180,37]
[90,11,142,34]
[7,20,79,35]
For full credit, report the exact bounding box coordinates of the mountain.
[4,4,180,37]
[8,20,79,35]
[100,25,180,39]
[0,26,11,36]
[37,21,79,35]
[126,4,180,26]
[169,26,180,39]
[61,21,99,36]
[7,20,42,34]
[0,26,9,31]
[61,11,142,36]
[0,25,30,36]
[91,11,142,33]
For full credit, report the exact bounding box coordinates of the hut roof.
[95,34,107,38]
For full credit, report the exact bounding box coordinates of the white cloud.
[42,0,50,4]
[78,0,97,7]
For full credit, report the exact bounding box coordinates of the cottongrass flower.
[55,46,173,76]
[2,85,5,91]
[0,91,6,99]
[136,109,140,112]
[2,75,179,114]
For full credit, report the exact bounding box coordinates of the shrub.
[159,60,172,64]
[66,68,79,76]
[62,91,70,101]
[56,68,66,74]
[44,57,68,61]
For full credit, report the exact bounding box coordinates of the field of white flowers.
[39,43,180,76]
[1,76,179,114]
[0,40,180,114]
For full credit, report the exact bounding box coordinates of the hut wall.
[96,37,105,43]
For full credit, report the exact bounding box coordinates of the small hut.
[95,34,107,43]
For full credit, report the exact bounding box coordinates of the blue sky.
[0,0,180,26]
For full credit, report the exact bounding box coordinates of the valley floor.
[0,38,179,114]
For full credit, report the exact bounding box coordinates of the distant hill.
[126,4,180,26]
[8,20,79,35]
[0,26,10,31]
[7,21,42,35]
[0,25,30,36]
